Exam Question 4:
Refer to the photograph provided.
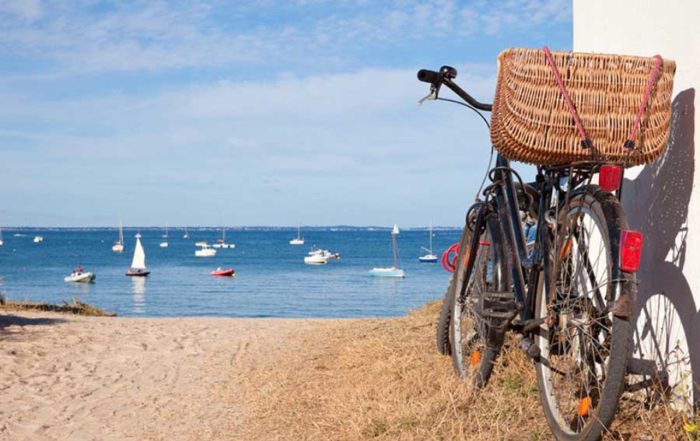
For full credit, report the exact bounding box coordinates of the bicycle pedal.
[482,291,519,320]
[518,336,541,360]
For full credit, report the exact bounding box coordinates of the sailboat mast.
[118,220,124,244]
[429,223,433,253]
[392,232,398,269]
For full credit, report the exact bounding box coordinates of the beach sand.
[0,311,334,441]
[0,305,685,441]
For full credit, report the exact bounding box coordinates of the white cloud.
[0,65,499,225]
[0,0,571,76]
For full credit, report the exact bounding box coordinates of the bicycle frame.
[462,154,599,329]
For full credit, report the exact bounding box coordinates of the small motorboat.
[211,267,235,277]
[195,241,208,247]
[369,267,405,278]
[308,249,340,260]
[33,235,44,243]
[304,253,328,265]
[195,244,217,257]
[64,266,96,283]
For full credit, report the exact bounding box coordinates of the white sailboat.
[212,226,234,249]
[290,224,304,245]
[112,220,124,253]
[126,233,150,276]
[370,224,405,278]
[419,223,438,263]
[183,226,190,239]
[160,225,169,248]
[0,226,4,247]
[33,235,44,243]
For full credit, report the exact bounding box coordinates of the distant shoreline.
[1,225,464,232]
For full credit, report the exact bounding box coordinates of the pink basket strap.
[624,55,664,150]
[543,46,592,149]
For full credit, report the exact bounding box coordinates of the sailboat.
[160,225,169,248]
[183,227,190,239]
[419,223,438,263]
[0,226,3,247]
[112,220,124,253]
[370,224,405,278]
[126,233,150,276]
[212,225,234,249]
[289,224,304,245]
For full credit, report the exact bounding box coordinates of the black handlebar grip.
[417,69,440,84]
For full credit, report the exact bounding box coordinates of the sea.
[0,228,461,318]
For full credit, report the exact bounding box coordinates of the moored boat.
[418,223,438,263]
[304,253,328,265]
[290,224,304,245]
[195,244,217,257]
[33,235,44,243]
[369,224,405,278]
[159,224,169,248]
[211,267,235,277]
[112,219,124,253]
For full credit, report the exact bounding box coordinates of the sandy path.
[0,311,324,441]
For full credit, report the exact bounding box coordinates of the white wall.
[574,0,700,409]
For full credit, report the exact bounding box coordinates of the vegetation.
[241,300,692,440]
[0,295,116,317]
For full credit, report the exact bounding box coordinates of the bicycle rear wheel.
[436,225,472,356]
[535,187,634,441]
[450,217,509,387]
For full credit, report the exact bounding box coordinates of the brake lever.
[417,87,438,106]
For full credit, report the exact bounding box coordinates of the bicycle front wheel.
[535,187,634,441]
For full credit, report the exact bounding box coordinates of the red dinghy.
[211,267,235,277]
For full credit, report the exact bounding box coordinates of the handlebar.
[417,66,492,112]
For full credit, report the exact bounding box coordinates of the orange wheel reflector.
[577,396,592,416]
[560,238,573,259]
[470,351,481,367]
[463,247,471,267]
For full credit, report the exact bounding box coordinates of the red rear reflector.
[599,165,622,192]
[620,230,642,272]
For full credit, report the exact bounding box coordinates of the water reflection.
[69,282,93,296]
[131,277,146,315]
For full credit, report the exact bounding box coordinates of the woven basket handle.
[624,55,664,150]
[543,46,592,149]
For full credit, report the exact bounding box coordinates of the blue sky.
[0,0,572,227]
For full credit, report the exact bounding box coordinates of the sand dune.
[0,312,326,441]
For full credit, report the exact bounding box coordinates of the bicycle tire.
[436,226,472,356]
[449,216,509,387]
[534,186,634,441]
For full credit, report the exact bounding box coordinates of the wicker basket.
[490,48,676,166]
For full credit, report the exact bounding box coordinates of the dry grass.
[241,300,693,441]
[0,296,116,316]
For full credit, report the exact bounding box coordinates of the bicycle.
[418,65,643,440]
